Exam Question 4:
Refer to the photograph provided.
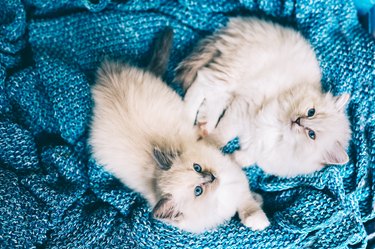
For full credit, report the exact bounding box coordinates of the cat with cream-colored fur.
[89,28,270,233]
[175,17,351,177]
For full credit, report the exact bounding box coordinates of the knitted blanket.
[1,0,374,248]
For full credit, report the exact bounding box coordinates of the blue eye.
[193,163,202,173]
[194,186,203,196]
[307,108,315,117]
[308,130,316,140]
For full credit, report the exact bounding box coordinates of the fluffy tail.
[174,36,220,91]
[147,27,174,78]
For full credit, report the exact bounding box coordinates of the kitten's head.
[257,84,351,177]
[151,142,248,233]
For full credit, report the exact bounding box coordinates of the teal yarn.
[0,0,374,248]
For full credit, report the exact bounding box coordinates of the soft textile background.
[0,0,374,248]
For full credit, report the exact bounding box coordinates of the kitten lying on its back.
[89,28,269,233]
[176,17,351,177]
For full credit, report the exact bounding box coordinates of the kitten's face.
[161,160,218,203]
[153,142,248,233]
[257,85,351,177]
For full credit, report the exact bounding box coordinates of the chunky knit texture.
[0,0,374,248]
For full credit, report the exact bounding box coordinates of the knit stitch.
[0,0,374,248]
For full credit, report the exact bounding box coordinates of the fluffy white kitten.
[89,28,270,233]
[175,17,351,177]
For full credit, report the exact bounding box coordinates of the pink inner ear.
[152,195,182,221]
[335,94,350,111]
[323,143,349,165]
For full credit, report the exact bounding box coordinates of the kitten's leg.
[195,99,210,137]
[238,193,270,231]
[196,89,233,136]
[184,70,234,137]
[183,81,207,126]
[184,83,231,138]
[208,101,245,147]
[186,71,233,136]
[232,123,257,167]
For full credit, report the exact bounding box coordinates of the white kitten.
[175,17,351,177]
[89,28,270,233]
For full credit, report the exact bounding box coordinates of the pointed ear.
[152,146,179,170]
[152,194,182,221]
[323,142,349,165]
[334,94,350,112]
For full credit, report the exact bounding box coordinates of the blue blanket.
[1,0,374,248]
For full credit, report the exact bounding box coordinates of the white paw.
[243,210,270,231]
[197,121,209,137]
[196,100,215,137]
[233,150,254,167]
[183,86,206,126]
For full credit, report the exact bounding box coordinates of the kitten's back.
[176,17,321,94]
[93,62,189,140]
[90,28,192,203]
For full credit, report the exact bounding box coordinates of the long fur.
[176,17,352,177]
[89,29,270,233]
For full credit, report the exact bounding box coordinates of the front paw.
[197,121,209,138]
[233,150,254,167]
[242,210,270,231]
[196,100,215,137]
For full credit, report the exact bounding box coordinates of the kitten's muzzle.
[202,171,216,184]
[294,117,301,126]
[292,117,304,128]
